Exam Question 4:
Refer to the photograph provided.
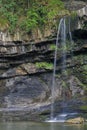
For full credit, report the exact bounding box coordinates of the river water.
[0,122,87,130]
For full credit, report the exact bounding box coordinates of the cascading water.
[47,17,77,123]
[60,18,67,114]
[50,18,64,121]
[49,18,67,118]
[61,18,67,73]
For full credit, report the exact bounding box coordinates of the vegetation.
[0,0,67,33]
[62,80,67,88]
[50,44,56,50]
[35,62,53,70]
[80,105,87,111]
[70,11,77,19]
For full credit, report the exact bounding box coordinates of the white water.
[50,18,67,121]
[48,17,76,123]
[61,18,67,74]
[50,18,68,122]
[47,112,78,123]
[50,18,64,120]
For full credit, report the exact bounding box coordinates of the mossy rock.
[79,105,87,111]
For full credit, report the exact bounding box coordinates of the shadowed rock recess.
[0,3,87,121]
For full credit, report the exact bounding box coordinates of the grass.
[35,62,53,70]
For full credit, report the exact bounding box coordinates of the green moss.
[83,87,87,92]
[62,80,67,88]
[82,97,87,102]
[50,44,56,50]
[70,11,77,19]
[50,44,68,52]
[74,77,86,89]
[35,62,53,70]
[80,106,87,111]
[83,65,87,74]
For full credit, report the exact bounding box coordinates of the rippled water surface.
[0,122,87,130]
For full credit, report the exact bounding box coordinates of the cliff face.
[0,29,87,121]
[0,3,87,121]
[64,0,86,10]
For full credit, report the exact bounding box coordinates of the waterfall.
[47,17,75,123]
[61,18,67,73]
[50,18,64,120]
[60,18,67,113]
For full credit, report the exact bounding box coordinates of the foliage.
[50,44,56,50]
[62,80,67,88]
[24,9,39,32]
[83,65,87,74]
[35,62,53,70]
[0,0,67,33]
[70,11,77,19]
[0,0,18,32]
[0,16,9,30]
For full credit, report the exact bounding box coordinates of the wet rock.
[65,117,84,124]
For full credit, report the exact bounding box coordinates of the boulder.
[65,117,84,124]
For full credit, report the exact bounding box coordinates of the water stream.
[47,17,75,123]
[50,18,64,121]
